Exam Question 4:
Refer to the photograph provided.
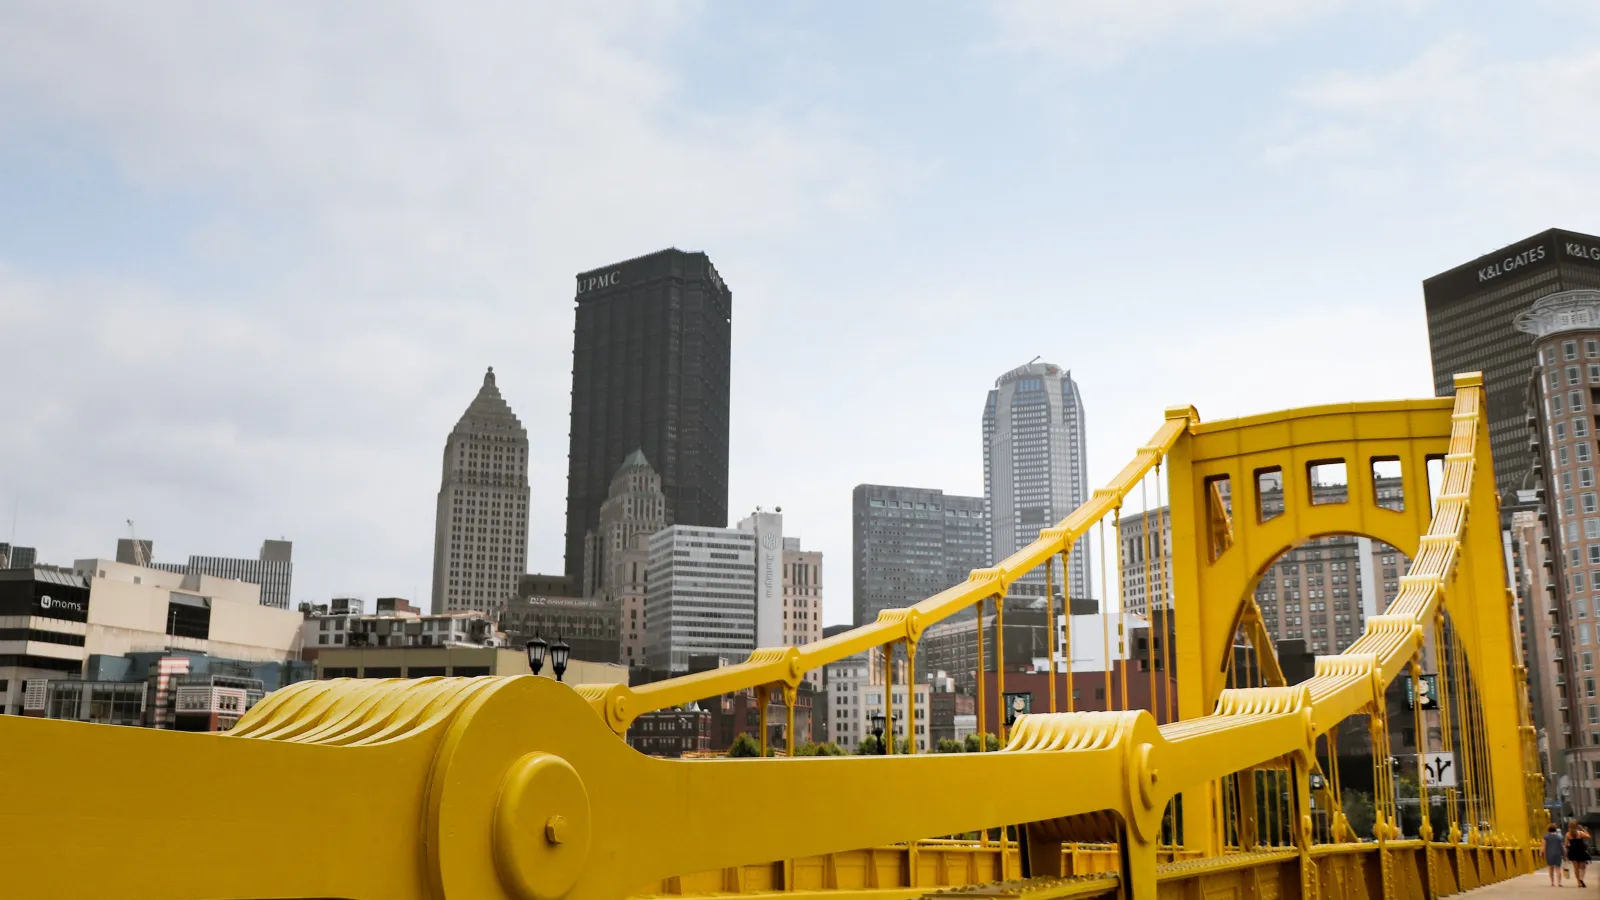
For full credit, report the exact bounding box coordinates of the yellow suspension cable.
[885,641,895,757]
[1155,459,1175,724]
[1450,619,1477,835]
[1143,475,1157,715]
[1101,516,1113,711]
[1117,499,1128,712]
[1432,615,1458,836]
[995,593,1007,744]
[976,597,987,757]
[905,640,916,756]
[1410,656,1431,840]
[1062,550,1074,713]
[1046,552,1057,714]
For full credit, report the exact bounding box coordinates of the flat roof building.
[1424,228,1600,497]
[1,561,303,716]
[852,485,987,626]
[564,249,732,582]
[644,525,755,673]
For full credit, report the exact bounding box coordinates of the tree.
[935,738,965,754]
[963,733,1000,753]
[855,734,881,755]
[792,742,846,757]
[1342,789,1376,839]
[727,733,762,758]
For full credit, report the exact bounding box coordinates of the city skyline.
[4,4,1598,627]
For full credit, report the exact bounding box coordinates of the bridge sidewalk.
[1470,873,1600,897]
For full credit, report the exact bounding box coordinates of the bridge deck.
[1471,873,1594,897]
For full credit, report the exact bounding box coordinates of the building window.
[1556,395,1567,416]
[1567,340,1580,361]
[1559,423,1569,441]
[1573,367,1585,386]
[1583,468,1595,488]
[1576,391,1588,412]
[1580,419,1592,439]
[1589,339,1599,358]
[1563,447,1573,466]
[1583,444,1595,463]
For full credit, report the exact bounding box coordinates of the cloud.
[1263,36,1600,215]
[989,0,1349,64]
[0,2,918,608]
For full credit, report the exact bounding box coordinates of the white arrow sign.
[1423,751,1457,788]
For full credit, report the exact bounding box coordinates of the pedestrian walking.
[1548,823,1568,886]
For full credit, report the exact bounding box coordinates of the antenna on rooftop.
[126,519,149,568]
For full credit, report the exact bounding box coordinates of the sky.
[2,1,1599,626]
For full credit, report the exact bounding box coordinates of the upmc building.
[564,249,733,583]
[1425,228,1600,500]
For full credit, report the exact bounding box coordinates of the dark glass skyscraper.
[564,249,732,581]
[1424,228,1600,498]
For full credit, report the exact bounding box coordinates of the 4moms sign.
[1423,752,1457,788]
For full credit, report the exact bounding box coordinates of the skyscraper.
[852,485,988,626]
[1424,228,1600,497]
[564,248,733,582]
[1517,289,1600,817]
[983,361,1090,603]
[431,367,530,614]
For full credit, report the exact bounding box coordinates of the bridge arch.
[1216,528,1414,693]
[1163,398,1453,718]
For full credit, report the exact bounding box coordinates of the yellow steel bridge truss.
[0,373,1544,900]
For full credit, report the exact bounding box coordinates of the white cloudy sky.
[2,1,1597,625]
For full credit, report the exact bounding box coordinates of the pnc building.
[1424,228,1600,498]
[563,249,732,582]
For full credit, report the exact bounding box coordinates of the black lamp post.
[551,635,571,683]
[870,710,889,754]
[525,635,547,676]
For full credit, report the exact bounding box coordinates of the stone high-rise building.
[564,249,733,583]
[783,537,823,687]
[582,450,667,599]
[581,450,666,666]
[1518,289,1600,817]
[983,361,1090,603]
[430,367,530,614]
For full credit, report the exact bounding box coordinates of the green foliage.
[935,738,965,754]
[727,733,762,758]
[855,734,881,755]
[1342,789,1376,839]
[792,741,847,757]
[963,733,1001,753]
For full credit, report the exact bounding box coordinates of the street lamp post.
[525,635,548,676]
[551,635,571,683]
[870,710,886,754]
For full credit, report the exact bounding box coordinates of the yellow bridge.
[1,373,1544,900]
